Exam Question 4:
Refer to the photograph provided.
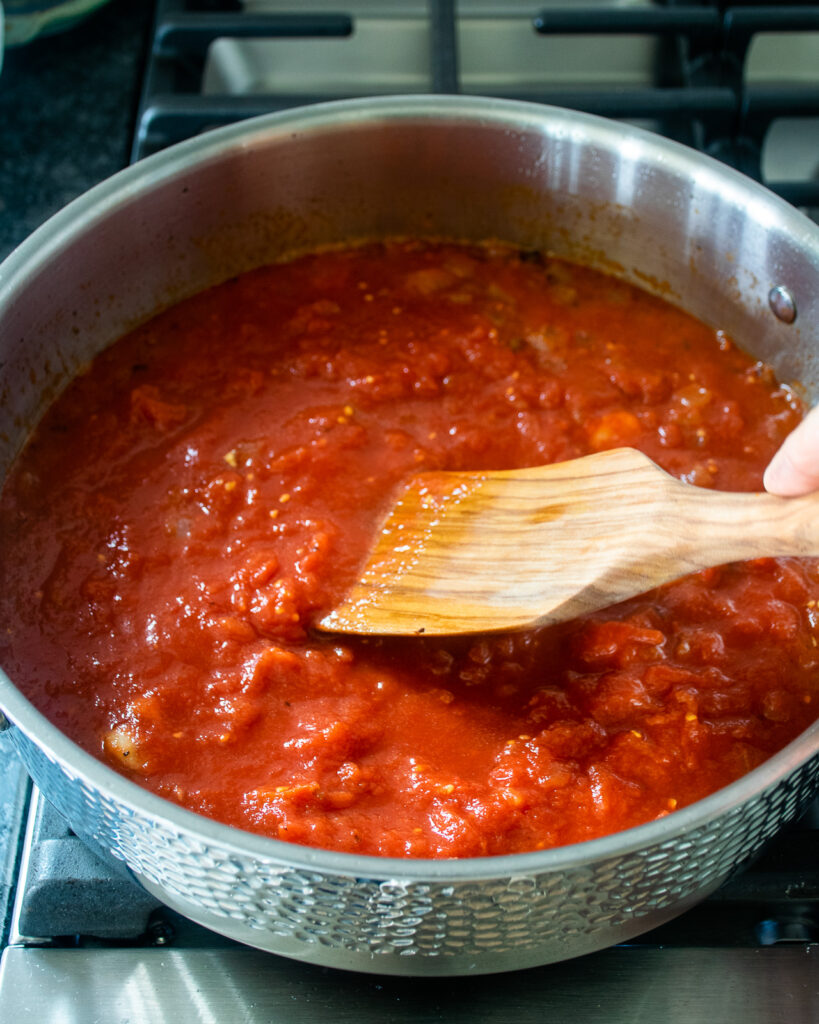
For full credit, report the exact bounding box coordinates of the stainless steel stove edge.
[0,945,816,1023]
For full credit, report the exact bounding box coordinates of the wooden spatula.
[318,447,819,637]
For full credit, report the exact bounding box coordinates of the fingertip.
[764,444,819,497]
[762,453,789,495]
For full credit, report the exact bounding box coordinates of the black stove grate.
[132,2,354,159]
[534,2,819,204]
[132,0,819,211]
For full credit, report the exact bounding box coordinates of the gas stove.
[1,2,818,1020]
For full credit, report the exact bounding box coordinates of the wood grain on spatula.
[318,447,819,637]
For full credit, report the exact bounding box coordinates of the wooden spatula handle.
[619,454,819,570]
[673,485,819,560]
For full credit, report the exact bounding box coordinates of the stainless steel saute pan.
[1,96,818,976]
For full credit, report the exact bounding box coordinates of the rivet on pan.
[768,285,797,324]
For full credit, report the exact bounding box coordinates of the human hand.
[764,404,819,496]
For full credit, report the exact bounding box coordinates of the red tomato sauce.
[1,240,818,858]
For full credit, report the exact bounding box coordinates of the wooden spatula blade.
[320,449,671,634]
